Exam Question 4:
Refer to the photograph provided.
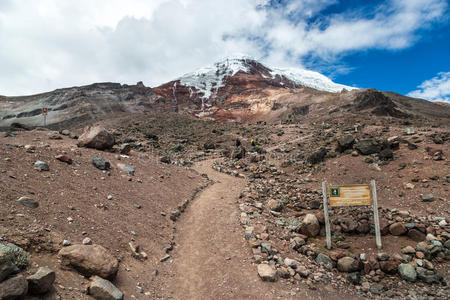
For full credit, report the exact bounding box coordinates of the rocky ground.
[0,110,449,299]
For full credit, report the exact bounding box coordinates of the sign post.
[370,180,382,249]
[42,108,48,127]
[322,182,332,249]
[322,181,382,250]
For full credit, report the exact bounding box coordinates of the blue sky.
[303,0,450,98]
[0,0,449,101]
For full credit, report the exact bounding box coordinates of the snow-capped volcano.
[153,56,358,116]
[175,56,356,99]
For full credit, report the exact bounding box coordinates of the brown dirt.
[153,160,358,300]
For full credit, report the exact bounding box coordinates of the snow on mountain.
[270,67,356,93]
[176,56,356,100]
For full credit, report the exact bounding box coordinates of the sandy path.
[162,160,343,300]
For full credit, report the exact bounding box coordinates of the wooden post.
[322,182,331,250]
[371,180,382,249]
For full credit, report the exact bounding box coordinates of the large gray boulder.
[59,244,119,279]
[0,274,28,299]
[88,276,123,300]
[27,266,55,294]
[77,126,115,150]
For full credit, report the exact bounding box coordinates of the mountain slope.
[153,57,356,109]
[0,82,164,128]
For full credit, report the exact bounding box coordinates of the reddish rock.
[380,260,400,274]
[379,219,390,236]
[407,229,426,242]
[59,244,119,279]
[77,126,115,150]
[55,154,73,164]
[389,222,407,236]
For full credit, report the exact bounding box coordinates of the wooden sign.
[322,180,382,250]
[42,108,48,115]
[328,185,372,206]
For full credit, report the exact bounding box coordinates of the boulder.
[59,244,119,279]
[300,214,320,237]
[0,259,19,283]
[398,263,417,282]
[337,257,360,273]
[307,147,327,164]
[27,266,55,294]
[0,274,28,299]
[389,222,407,236]
[257,264,277,282]
[77,126,115,150]
[88,276,123,300]
[17,196,39,209]
[355,139,381,155]
[92,157,111,170]
[337,135,355,152]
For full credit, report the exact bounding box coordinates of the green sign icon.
[330,187,340,197]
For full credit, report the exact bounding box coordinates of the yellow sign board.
[329,185,372,206]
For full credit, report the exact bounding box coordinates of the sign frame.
[322,180,382,250]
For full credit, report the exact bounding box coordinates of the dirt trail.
[162,160,345,300]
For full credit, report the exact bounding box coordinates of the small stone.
[117,163,135,176]
[27,267,55,294]
[92,157,111,170]
[389,222,407,236]
[294,266,308,278]
[17,196,39,208]
[257,264,277,282]
[300,214,320,237]
[82,238,93,245]
[377,253,390,261]
[401,246,416,254]
[160,255,171,262]
[62,240,71,246]
[267,199,282,212]
[315,253,334,269]
[34,160,49,171]
[421,194,435,202]
[337,257,359,273]
[107,195,113,200]
[88,275,123,300]
[347,272,361,285]
[407,229,426,242]
[398,263,417,282]
[55,154,73,164]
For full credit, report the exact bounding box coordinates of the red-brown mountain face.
[153,57,357,121]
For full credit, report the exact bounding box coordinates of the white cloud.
[408,72,450,102]
[0,0,447,95]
